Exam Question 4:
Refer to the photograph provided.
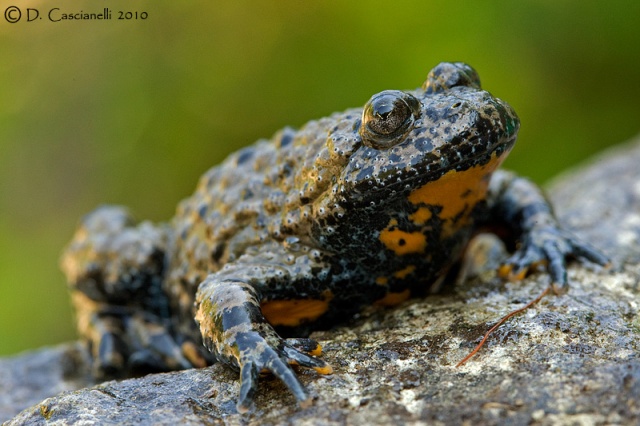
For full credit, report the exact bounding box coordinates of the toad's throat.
[378,150,508,256]
[408,150,508,220]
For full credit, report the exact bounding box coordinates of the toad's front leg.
[487,170,609,289]
[195,277,332,413]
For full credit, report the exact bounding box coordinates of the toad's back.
[169,109,363,293]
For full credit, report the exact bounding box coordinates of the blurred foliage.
[1,0,639,355]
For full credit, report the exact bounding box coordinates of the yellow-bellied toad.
[61,62,607,412]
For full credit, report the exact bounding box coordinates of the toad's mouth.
[377,140,513,196]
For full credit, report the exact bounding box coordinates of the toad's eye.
[359,90,420,149]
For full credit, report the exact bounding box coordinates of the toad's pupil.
[371,100,408,134]
[374,103,394,119]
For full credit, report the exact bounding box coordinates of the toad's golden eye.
[359,90,420,149]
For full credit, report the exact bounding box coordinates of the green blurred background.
[1,0,639,356]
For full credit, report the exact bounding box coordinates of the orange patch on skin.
[374,289,411,307]
[511,268,528,281]
[313,364,334,375]
[261,292,333,327]
[308,343,323,357]
[287,341,332,374]
[409,207,433,225]
[497,264,513,278]
[394,265,416,279]
[499,259,548,282]
[181,341,208,368]
[376,276,389,285]
[408,152,508,234]
[379,228,427,255]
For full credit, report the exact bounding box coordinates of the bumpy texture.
[60,62,606,412]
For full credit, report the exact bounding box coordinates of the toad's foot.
[498,224,609,291]
[488,171,609,291]
[234,332,332,412]
[196,279,332,413]
[71,293,195,379]
[62,206,196,378]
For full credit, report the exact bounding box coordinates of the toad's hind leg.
[61,206,195,379]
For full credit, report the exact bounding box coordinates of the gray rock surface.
[0,342,92,422]
[550,138,640,266]
[3,137,640,425]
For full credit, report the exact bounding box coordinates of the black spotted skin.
[61,62,607,412]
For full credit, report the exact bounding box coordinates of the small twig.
[456,286,552,368]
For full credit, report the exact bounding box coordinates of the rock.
[3,136,640,425]
[0,342,92,422]
[549,138,640,266]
